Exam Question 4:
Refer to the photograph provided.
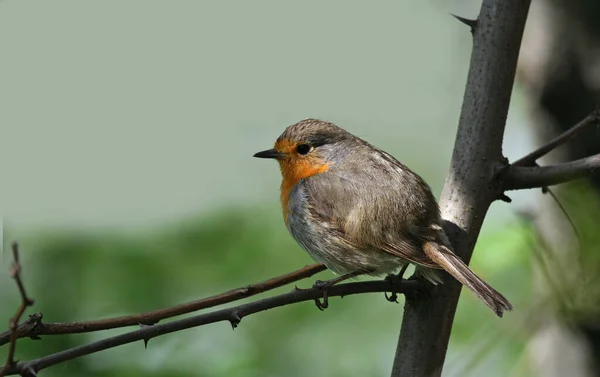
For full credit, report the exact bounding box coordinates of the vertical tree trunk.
[391,1,532,376]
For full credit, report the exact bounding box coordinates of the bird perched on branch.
[254,119,512,317]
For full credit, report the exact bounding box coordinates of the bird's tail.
[422,240,513,317]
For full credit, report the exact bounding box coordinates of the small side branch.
[0,263,327,345]
[1,279,418,376]
[500,108,600,191]
[513,110,600,167]
[503,153,600,190]
[0,243,35,377]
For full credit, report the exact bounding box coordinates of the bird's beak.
[253,148,284,159]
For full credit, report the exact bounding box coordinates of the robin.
[254,119,512,317]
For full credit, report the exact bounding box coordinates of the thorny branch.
[0,251,414,375]
[0,279,419,376]
[392,1,532,376]
[0,263,327,346]
[502,108,600,191]
[0,243,34,377]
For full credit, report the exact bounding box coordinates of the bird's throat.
[279,159,330,222]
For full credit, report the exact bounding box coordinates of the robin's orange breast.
[278,158,330,223]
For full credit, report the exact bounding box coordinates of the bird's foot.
[312,279,334,311]
[383,264,410,303]
[384,275,400,303]
[311,270,371,311]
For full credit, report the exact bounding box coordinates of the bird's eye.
[296,144,313,155]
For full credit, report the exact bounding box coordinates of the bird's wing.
[304,167,439,268]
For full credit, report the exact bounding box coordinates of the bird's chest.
[282,181,325,255]
[283,182,311,237]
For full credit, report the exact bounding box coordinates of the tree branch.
[0,243,35,377]
[390,1,532,376]
[1,279,419,376]
[500,108,600,190]
[0,263,327,346]
[502,154,600,190]
[503,153,600,190]
[512,110,600,167]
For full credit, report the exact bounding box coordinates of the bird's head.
[253,119,353,184]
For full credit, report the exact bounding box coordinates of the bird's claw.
[383,265,409,304]
[313,280,332,311]
[314,297,328,311]
[384,291,399,303]
[384,274,401,303]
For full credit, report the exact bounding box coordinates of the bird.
[253,118,512,317]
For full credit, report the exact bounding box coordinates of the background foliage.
[1,206,545,377]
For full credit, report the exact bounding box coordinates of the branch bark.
[0,263,326,346]
[503,153,600,190]
[0,243,35,377]
[390,1,532,376]
[1,279,418,376]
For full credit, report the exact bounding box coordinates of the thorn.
[229,312,241,330]
[292,285,310,293]
[498,193,512,203]
[450,13,477,33]
[139,323,152,349]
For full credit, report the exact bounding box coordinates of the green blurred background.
[2,1,599,376]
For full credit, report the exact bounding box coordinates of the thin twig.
[503,153,600,190]
[513,110,600,167]
[0,243,35,377]
[0,263,327,346]
[544,188,581,242]
[1,279,418,376]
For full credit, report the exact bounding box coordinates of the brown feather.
[422,241,513,317]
